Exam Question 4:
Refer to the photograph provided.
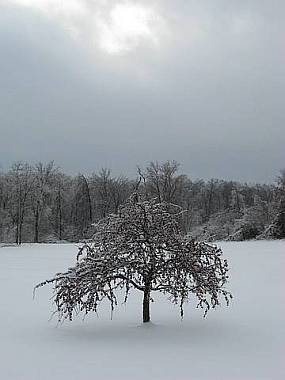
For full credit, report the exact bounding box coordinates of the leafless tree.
[0,160,281,243]
[49,172,72,241]
[35,195,232,324]
[90,168,113,220]
[31,161,56,243]
[140,161,184,203]
[72,174,93,238]
[7,162,34,244]
[270,170,285,238]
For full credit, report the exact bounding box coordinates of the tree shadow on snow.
[44,317,253,348]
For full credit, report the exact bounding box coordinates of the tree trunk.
[57,187,62,240]
[34,206,39,243]
[18,219,22,245]
[143,288,151,323]
[59,209,62,240]
[15,221,19,245]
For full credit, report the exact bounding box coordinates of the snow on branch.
[35,195,232,323]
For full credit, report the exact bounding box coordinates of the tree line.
[0,160,284,244]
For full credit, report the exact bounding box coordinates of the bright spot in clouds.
[7,0,161,55]
[97,3,159,54]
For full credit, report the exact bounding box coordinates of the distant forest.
[0,160,284,244]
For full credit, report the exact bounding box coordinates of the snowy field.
[0,241,284,380]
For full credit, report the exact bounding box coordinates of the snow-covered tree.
[7,162,34,244]
[72,174,93,239]
[267,170,285,238]
[139,161,185,204]
[31,162,57,243]
[35,195,231,323]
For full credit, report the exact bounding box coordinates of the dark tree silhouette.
[35,195,232,323]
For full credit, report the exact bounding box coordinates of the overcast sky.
[0,0,284,182]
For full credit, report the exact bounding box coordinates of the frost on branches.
[35,195,232,323]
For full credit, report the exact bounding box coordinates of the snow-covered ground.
[0,241,284,380]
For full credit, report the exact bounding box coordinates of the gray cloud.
[0,1,284,182]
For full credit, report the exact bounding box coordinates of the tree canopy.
[35,195,232,323]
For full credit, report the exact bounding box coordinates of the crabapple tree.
[35,195,231,323]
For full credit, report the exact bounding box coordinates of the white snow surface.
[0,241,284,380]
